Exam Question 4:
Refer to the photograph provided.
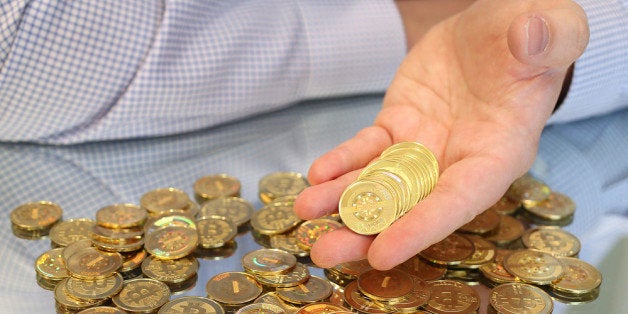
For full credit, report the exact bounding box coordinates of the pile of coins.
[339,142,439,235]
[11,169,603,313]
[322,174,602,313]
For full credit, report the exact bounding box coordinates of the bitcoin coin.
[489,282,553,314]
[194,173,241,203]
[112,278,171,313]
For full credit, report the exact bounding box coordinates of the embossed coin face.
[199,197,254,227]
[141,254,199,284]
[490,283,553,314]
[55,278,105,310]
[95,203,147,229]
[357,268,414,301]
[158,296,225,314]
[505,174,551,207]
[484,215,525,246]
[458,234,496,269]
[242,248,297,275]
[10,201,63,230]
[65,272,124,300]
[276,275,333,304]
[250,203,302,235]
[236,303,285,314]
[339,179,397,235]
[206,272,263,305]
[503,249,564,285]
[295,218,343,251]
[390,275,431,311]
[523,192,576,221]
[35,248,69,280]
[258,172,309,204]
[270,229,310,257]
[424,280,480,314]
[65,247,123,280]
[522,227,581,257]
[78,306,127,314]
[254,292,301,313]
[140,188,191,214]
[145,226,198,259]
[419,233,475,265]
[112,278,171,312]
[196,216,237,249]
[550,257,602,294]
[479,249,518,285]
[194,174,241,203]
[49,218,96,247]
[333,259,374,279]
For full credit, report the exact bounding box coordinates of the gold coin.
[295,218,343,251]
[331,259,374,279]
[199,196,254,227]
[144,214,197,235]
[503,249,564,285]
[206,271,263,305]
[339,179,397,235]
[95,203,147,229]
[49,218,96,247]
[141,254,199,284]
[397,255,447,281]
[505,174,551,207]
[254,262,310,288]
[112,278,171,313]
[65,272,124,301]
[65,247,123,280]
[242,248,297,275]
[458,234,496,269]
[235,303,285,314]
[270,228,310,257]
[424,279,480,314]
[250,202,302,235]
[489,196,521,215]
[389,275,431,312]
[196,215,237,248]
[419,233,475,266]
[523,191,576,221]
[458,208,500,235]
[276,275,333,305]
[483,215,525,247]
[357,268,414,302]
[35,247,69,280]
[54,278,106,311]
[258,171,309,204]
[140,187,191,215]
[550,257,602,295]
[77,306,127,314]
[10,201,63,231]
[194,173,241,203]
[62,239,94,262]
[255,292,301,313]
[144,225,198,259]
[91,225,144,244]
[343,280,395,313]
[479,249,518,286]
[296,302,353,314]
[489,282,553,314]
[119,249,147,273]
[521,227,581,257]
[158,296,225,314]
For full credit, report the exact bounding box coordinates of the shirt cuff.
[296,1,407,99]
[548,0,628,124]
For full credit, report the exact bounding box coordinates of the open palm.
[294,0,589,270]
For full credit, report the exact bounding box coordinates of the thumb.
[507,6,589,69]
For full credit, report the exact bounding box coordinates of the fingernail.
[526,16,549,56]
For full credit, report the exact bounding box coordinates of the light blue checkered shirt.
[0,1,626,313]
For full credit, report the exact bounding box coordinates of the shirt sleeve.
[0,0,406,144]
[548,0,628,124]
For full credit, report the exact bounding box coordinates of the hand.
[294,0,589,270]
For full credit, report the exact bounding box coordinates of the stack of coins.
[258,171,310,205]
[339,142,439,235]
[140,187,199,218]
[10,201,63,239]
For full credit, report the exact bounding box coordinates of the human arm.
[294,0,592,270]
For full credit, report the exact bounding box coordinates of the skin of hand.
[294,0,589,270]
